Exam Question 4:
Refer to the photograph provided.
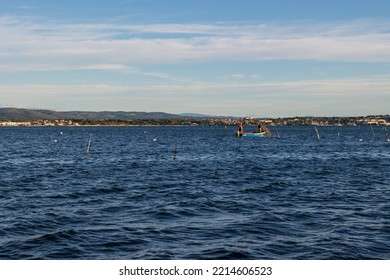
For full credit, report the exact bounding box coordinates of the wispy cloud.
[6,5,35,10]
[2,16,390,73]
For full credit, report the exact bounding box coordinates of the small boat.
[236,121,271,138]
[242,132,267,137]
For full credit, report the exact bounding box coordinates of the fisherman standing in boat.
[258,122,263,133]
[258,121,272,136]
[237,122,244,137]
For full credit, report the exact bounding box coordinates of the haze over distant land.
[1,0,389,117]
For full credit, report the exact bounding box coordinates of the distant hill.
[0,108,66,121]
[180,113,238,119]
[0,108,182,121]
[179,113,211,118]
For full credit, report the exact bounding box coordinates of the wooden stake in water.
[86,134,92,156]
[384,127,390,142]
[370,125,376,138]
[314,126,320,141]
[173,139,178,160]
[314,126,320,140]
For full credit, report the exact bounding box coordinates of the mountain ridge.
[0,108,184,121]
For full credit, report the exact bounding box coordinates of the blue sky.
[1,0,390,117]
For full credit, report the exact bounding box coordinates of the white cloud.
[1,16,389,116]
[2,77,389,96]
[2,16,390,73]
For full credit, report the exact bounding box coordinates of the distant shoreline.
[1,108,389,126]
[0,115,389,127]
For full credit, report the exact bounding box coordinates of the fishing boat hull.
[242,132,267,137]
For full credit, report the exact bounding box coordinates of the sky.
[1,0,390,117]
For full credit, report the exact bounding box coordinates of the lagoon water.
[0,125,389,259]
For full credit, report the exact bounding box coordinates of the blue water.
[0,125,389,259]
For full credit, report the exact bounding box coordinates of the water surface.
[0,126,389,259]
